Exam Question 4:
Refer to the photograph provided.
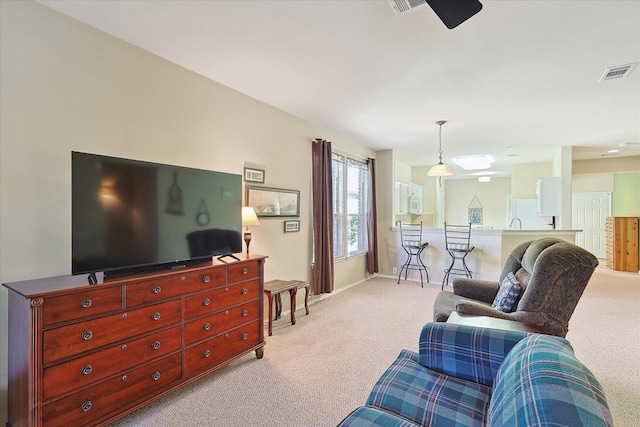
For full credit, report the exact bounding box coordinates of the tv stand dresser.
[3,254,267,427]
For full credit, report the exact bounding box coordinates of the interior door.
[572,192,611,258]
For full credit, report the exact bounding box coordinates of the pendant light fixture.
[427,120,454,177]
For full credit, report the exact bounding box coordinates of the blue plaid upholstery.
[366,349,491,426]
[338,323,612,427]
[488,334,613,427]
[419,322,527,386]
[337,406,419,427]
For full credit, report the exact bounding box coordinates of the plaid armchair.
[337,322,612,427]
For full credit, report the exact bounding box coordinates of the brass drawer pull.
[203,323,211,331]
[81,401,92,412]
[241,268,249,275]
[151,340,161,350]
[81,365,93,375]
[202,275,211,283]
[80,299,92,308]
[152,286,161,294]
[204,349,211,358]
[241,288,249,295]
[242,333,249,340]
[242,310,249,317]
[203,298,211,306]
[152,312,161,321]
[82,331,93,341]
[151,371,161,381]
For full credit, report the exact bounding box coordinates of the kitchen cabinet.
[394,182,423,215]
[536,177,560,216]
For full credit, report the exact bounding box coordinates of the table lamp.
[241,206,260,254]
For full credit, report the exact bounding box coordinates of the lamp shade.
[427,162,455,177]
[241,206,260,226]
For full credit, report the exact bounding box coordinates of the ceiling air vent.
[600,63,637,82]
[388,0,427,16]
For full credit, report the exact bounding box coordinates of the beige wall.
[510,161,553,199]
[0,1,375,419]
[572,173,615,192]
[444,177,512,229]
[573,155,640,174]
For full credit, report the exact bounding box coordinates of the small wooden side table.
[263,279,310,336]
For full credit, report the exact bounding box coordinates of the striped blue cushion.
[337,406,419,427]
[366,349,491,427]
[419,322,527,386]
[488,334,613,427]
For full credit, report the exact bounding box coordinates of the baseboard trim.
[264,275,374,323]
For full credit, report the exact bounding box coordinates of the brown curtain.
[366,158,379,274]
[311,138,334,294]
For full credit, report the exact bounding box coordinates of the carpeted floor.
[111,265,639,426]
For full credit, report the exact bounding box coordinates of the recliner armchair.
[433,238,598,337]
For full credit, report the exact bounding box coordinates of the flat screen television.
[72,151,242,278]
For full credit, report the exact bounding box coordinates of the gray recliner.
[433,238,598,337]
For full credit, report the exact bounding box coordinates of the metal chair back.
[398,222,429,286]
[442,222,474,289]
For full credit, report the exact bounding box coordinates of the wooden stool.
[263,279,310,336]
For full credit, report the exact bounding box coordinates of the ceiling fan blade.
[426,0,483,29]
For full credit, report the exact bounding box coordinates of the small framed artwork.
[246,186,300,218]
[284,220,300,233]
[244,167,265,184]
[468,207,483,225]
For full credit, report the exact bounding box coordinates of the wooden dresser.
[3,254,267,427]
[605,217,639,272]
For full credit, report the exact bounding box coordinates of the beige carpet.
[111,265,639,427]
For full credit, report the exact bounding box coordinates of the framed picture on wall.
[246,186,300,218]
[244,167,265,183]
[284,220,300,233]
[468,207,483,225]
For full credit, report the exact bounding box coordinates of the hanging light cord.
[436,120,446,164]
[438,122,443,163]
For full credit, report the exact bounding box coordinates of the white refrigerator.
[510,199,553,230]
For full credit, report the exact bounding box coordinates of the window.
[332,153,368,259]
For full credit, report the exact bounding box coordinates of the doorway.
[572,192,611,258]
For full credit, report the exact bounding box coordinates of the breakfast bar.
[393,227,581,283]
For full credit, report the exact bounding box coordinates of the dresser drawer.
[43,299,181,363]
[184,301,259,346]
[228,260,260,283]
[184,320,260,376]
[126,268,225,308]
[43,326,182,400]
[43,287,122,326]
[42,352,182,427]
[184,279,260,319]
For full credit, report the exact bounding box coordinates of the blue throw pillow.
[492,272,523,312]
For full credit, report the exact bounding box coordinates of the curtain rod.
[312,138,370,161]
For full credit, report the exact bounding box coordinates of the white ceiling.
[38,0,640,177]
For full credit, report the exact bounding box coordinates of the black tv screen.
[72,151,242,277]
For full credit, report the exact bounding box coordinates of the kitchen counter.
[392,227,580,284]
